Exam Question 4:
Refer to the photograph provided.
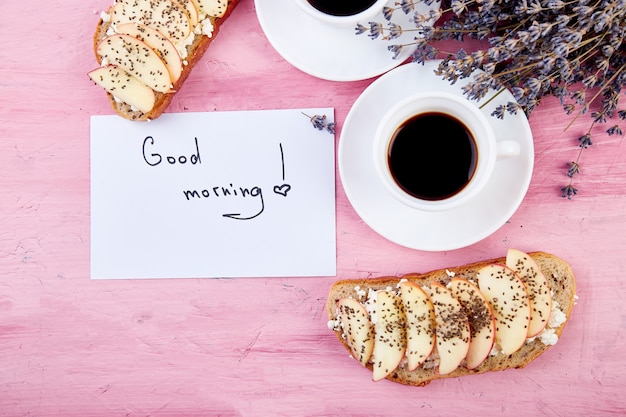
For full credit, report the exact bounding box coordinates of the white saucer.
[254,0,440,81]
[338,61,534,251]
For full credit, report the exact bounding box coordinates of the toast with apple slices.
[89,0,239,120]
[326,251,576,387]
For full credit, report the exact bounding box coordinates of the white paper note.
[90,109,336,279]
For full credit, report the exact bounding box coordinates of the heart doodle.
[273,183,291,197]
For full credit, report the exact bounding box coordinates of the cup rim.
[374,91,497,212]
[294,0,389,25]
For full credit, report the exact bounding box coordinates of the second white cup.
[374,92,520,212]
[294,0,389,27]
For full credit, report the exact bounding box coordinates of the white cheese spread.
[539,328,559,346]
[548,301,567,328]
[354,285,366,300]
[364,288,378,324]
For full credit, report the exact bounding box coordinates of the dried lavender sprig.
[380,0,419,21]
[303,113,336,135]
[358,0,626,199]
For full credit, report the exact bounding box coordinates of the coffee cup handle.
[496,140,520,159]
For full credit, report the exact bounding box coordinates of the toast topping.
[329,249,571,382]
[336,298,374,367]
[448,278,496,369]
[506,248,553,337]
[476,264,531,355]
[428,283,470,375]
[371,291,407,381]
[90,0,231,116]
[399,282,436,371]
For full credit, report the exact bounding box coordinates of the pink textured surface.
[1,1,625,415]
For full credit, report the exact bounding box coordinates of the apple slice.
[115,23,183,83]
[476,264,531,355]
[110,0,191,43]
[194,0,228,18]
[429,283,470,375]
[173,0,200,26]
[448,278,496,369]
[506,249,553,337]
[371,291,406,381]
[96,34,171,93]
[399,282,436,371]
[189,0,204,17]
[88,65,156,113]
[336,298,374,367]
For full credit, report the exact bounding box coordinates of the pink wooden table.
[1,1,625,415]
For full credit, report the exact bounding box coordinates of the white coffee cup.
[373,91,520,211]
[294,0,389,27]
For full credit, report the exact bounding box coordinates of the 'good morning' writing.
[142,136,290,220]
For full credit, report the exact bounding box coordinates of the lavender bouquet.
[357,0,626,198]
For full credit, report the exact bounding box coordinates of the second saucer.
[255,0,441,81]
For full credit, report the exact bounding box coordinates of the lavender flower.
[561,184,578,200]
[387,23,403,39]
[355,0,626,199]
[382,6,394,21]
[303,113,335,135]
[567,162,580,178]
[355,23,367,35]
[368,22,384,39]
[607,125,623,136]
[578,134,593,149]
[388,44,404,60]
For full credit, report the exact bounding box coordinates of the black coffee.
[307,0,378,16]
[387,112,477,201]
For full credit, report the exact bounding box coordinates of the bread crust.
[326,251,577,386]
[92,0,239,121]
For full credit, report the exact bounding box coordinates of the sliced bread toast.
[326,251,576,386]
[90,0,239,121]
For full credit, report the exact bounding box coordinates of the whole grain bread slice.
[326,251,576,386]
[92,0,239,121]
